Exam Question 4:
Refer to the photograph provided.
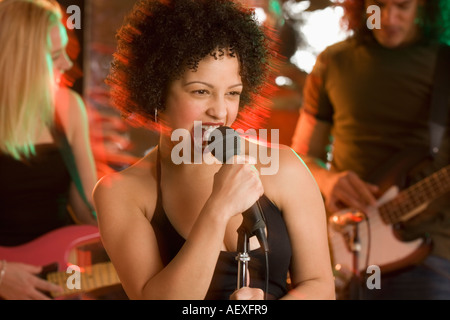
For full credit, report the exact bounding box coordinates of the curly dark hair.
[338,0,450,45]
[106,0,274,128]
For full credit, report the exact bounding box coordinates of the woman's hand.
[208,155,264,220]
[0,261,64,300]
[230,286,265,300]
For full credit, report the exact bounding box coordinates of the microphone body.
[207,126,269,253]
[239,202,269,253]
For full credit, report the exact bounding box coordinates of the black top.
[151,153,292,300]
[0,144,72,246]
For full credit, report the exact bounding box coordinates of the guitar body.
[329,147,439,291]
[0,225,101,270]
[0,225,123,299]
[328,186,431,276]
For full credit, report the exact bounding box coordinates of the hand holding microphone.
[206,126,268,253]
[208,153,263,220]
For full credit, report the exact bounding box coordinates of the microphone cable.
[264,250,269,300]
[259,202,269,300]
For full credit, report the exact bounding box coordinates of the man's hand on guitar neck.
[0,261,64,300]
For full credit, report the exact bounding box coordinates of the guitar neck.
[379,165,450,224]
[46,262,120,297]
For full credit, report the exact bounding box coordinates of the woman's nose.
[206,98,228,120]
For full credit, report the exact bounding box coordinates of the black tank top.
[0,144,72,246]
[151,152,292,299]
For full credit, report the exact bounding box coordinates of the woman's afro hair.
[106,0,273,126]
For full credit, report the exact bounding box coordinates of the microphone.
[206,126,269,253]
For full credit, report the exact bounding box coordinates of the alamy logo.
[66,264,81,290]
[66,5,81,30]
[366,265,381,289]
[170,121,280,175]
[367,5,381,30]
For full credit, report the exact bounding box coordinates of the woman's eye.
[193,89,209,95]
[228,91,241,96]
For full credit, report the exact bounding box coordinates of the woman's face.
[48,23,73,85]
[162,52,242,149]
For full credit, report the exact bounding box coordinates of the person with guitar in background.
[0,0,98,299]
[291,0,450,299]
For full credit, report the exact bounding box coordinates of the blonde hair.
[0,0,62,159]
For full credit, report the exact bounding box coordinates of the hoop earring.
[154,108,158,123]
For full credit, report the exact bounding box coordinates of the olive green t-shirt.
[302,37,450,259]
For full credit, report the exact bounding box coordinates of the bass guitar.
[328,149,450,284]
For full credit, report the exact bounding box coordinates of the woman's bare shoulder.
[246,138,304,177]
[255,142,318,207]
[93,148,159,219]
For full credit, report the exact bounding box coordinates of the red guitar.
[0,225,121,298]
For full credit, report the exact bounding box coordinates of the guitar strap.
[429,44,450,158]
[49,111,97,219]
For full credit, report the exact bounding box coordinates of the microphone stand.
[236,226,251,289]
[235,202,269,290]
[350,223,362,300]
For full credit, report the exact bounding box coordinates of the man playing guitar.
[291,0,450,299]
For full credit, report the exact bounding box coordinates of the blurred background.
[57,0,351,175]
